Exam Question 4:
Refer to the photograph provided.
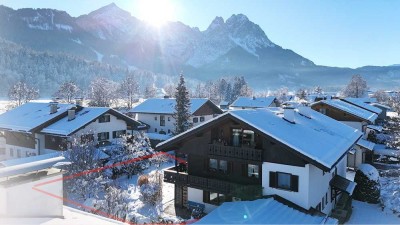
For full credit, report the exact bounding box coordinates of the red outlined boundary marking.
[32,151,198,225]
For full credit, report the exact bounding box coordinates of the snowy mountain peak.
[226,14,249,25]
[207,16,225,31]
[87,2,131,19]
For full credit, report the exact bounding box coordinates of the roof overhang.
[330,175,357,196]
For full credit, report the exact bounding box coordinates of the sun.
[137,0,175,27]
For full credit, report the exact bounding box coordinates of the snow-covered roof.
[357,138,375,151]
[367,125,383,132]
[195,198,338,224]
[0,154,65,178]
[158,108,362,170]
[230,96,276,108]
[371,103,391,110]
[0,152,61,167]
[129,98,210,114]
[314,100,378,123]
[2,206,125,225]
[219,100,229,106]
[146,132,172,141]
[41,107,109,136]
[342,98,382,114]
[0,102,75,132]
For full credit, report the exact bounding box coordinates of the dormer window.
[99,114,111,123]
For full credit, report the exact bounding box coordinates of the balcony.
[164,167,262,200]
[208,144,262,161]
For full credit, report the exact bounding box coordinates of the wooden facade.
[161,115,311,208]
[311,103,364,122]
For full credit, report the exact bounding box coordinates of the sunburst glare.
[137,0,175,27]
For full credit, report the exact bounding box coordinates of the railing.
[208,144,262,161]
[164,167,262,199]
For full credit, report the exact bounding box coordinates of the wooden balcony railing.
[164,167,262,200]
[208,144,262,161]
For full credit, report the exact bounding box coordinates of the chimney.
[68,109,76,121]
[283,106,295,123]
[298,106,312,118]
[49,102,58,114]
[75,97,83,106]
[252,96,256,100]
[164,95,170,99]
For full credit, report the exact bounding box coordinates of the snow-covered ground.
[346,169,400,224]
[347,200,400,224]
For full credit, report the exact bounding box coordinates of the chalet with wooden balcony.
[156,106,362,215]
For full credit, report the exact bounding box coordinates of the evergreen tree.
[173,74,191,135]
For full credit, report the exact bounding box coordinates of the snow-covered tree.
[163,84,175,98]
[119,73,139,108]
[53,81,80,103]
[314,86,323,95]
[63,135,108,201]
[8,81,39,107]
[225,83,233,103]
[173,74,191,134]
[353,164,380,204]
[372,90,389,104]
[342,74,368,98]
[88,77,118,107]
[275,87,289,104]
[296,88,308,100]
[99,185,131,220]
[192,83,207,98]
[144,84,157,99]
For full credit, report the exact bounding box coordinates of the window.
[17,149,21,158]
[160,115,165,126]
[316,203,321,211]
[277,172,291,189]
[99,114,111,123]
[168,117,170,121]
[322,196,325,210]
[248,164,259,178]
[219,160,228,173]
[325,193,328,204]
[97,132,109,141]
[155,128,158,132]
[242,130,255,146]
[203,191,226,206]
[0,148,5,155]
[319,108,326,114]
[154,116,158,121]
[193,117,198,123]
[269,171,299,192]
[113,130,126,138]
[9,148,14,157]
[200,116,205,122]
[168,129,171,134]
[209,158,218,171]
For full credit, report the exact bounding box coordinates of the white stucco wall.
[4,144,38,160]
[262,162,310,210]
[0,173,63,218]
[74,113,128,142]
[347,146,364,169]
[136,113,214,135]
[187,187,217,213]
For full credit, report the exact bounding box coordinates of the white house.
[0,102,144,160]
[229,96,277,110]
[157,106,361,216]
[128,98,223,135]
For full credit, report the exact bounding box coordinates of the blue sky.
[1,0,399,68]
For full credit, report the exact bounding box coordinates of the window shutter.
[112,131,116,138]
[291,175,299,192]
[242,164,247,176]
[269,172,276,188]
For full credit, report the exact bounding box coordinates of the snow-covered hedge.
[353,164,380,203]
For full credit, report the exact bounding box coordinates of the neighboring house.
[218,100,230,110]
[341,98,384,121]
[310,100,377,132]
[128,98,223,135]
[371,103,391,120]
[157,107,361,216]
[229,96,277,110]
[0,102,144,160]
[311,100,379,169]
